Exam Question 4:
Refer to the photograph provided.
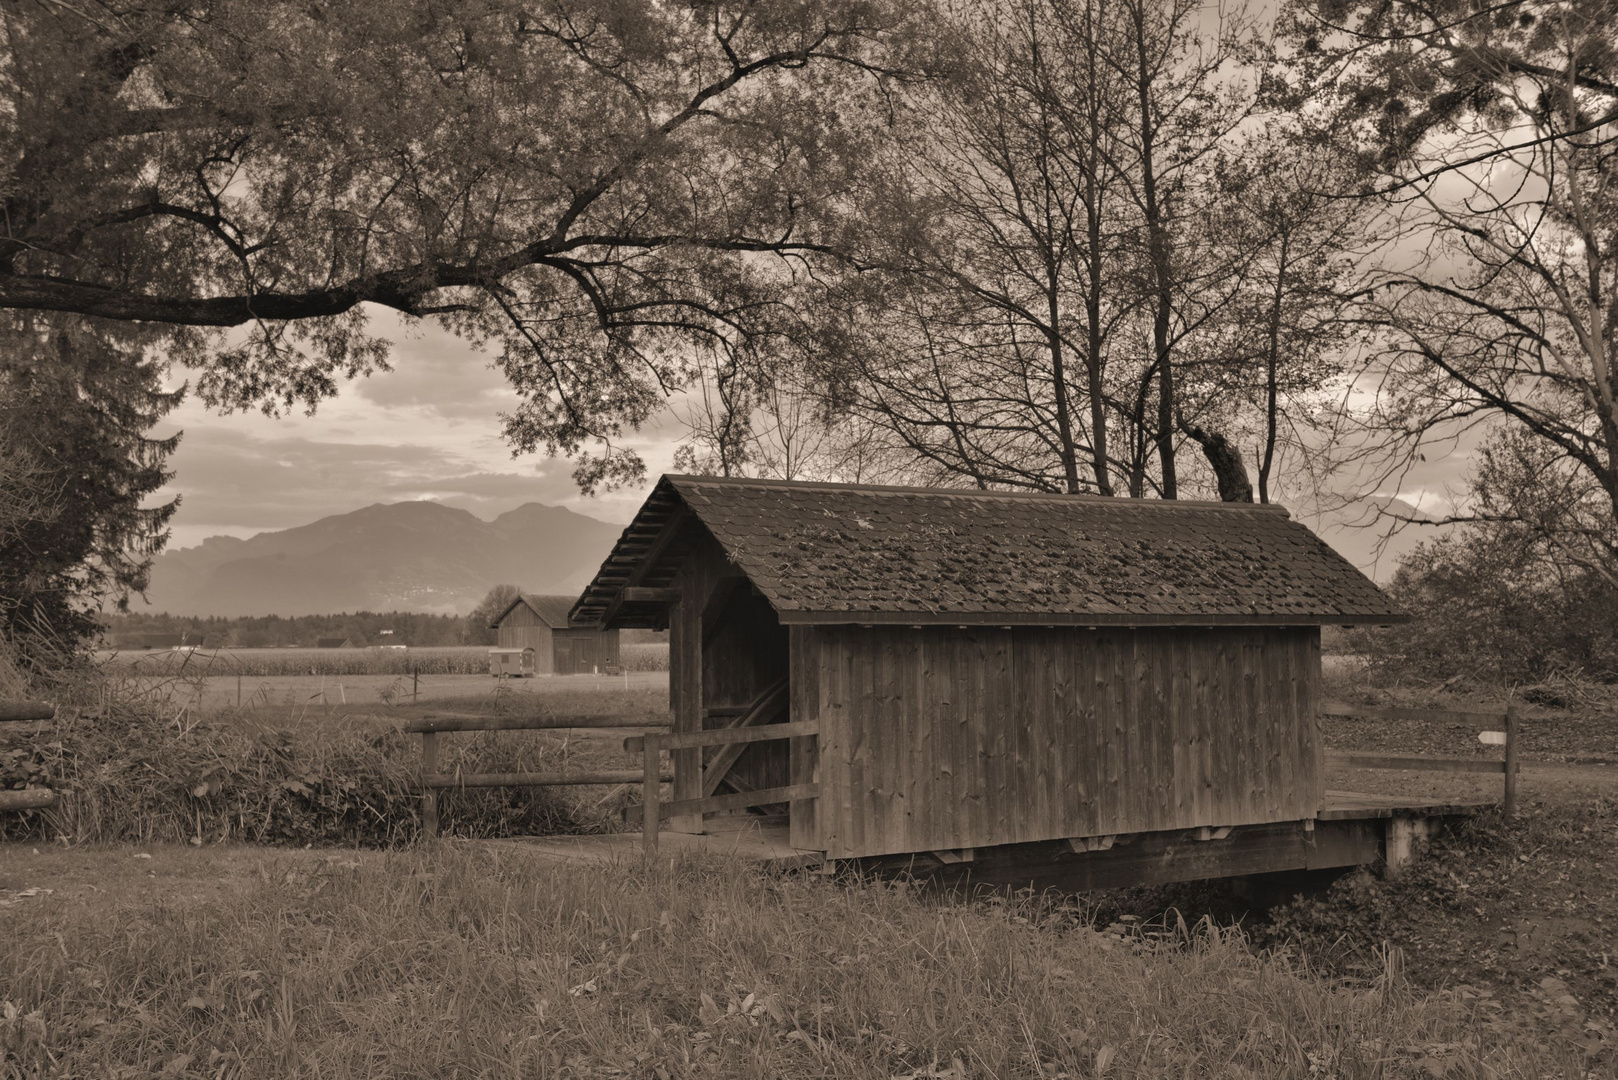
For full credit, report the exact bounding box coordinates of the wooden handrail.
[1325,752,1505,775]
[1325,703,1520,822]
[413,711,672,838]
[424,769,670,789]
[403,713,670,734]
[625,719,817,754]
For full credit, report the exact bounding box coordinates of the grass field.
[0,844,1571,1079]
[4,654,1615,1073]
[99,642,670,677]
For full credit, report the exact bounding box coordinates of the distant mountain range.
[140,501,624,616]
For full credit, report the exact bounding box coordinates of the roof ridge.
[663,474,1292,515]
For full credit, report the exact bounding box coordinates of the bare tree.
[1295,0,1618,577]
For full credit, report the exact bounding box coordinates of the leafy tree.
[466,585,526,646]
[0,319,180,659]
[0,0,927,491]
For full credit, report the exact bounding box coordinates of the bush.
[1352,526,1618,687]
[0,702,593,847]
[620,642,669,672]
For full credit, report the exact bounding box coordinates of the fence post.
[413,665,419,703]
[1503,703,1519,824]
[642,733,661,864]
[421,731,439,839]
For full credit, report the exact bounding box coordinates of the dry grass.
[0,844,1564,1079]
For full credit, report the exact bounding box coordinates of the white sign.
[1478,730,1508,746]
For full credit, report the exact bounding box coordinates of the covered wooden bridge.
[565,475,1486,888]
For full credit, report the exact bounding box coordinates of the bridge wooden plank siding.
[553,475,1487,886]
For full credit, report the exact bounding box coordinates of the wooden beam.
[622,587,681,603]
[865,818,1387,893]
[402,714,670,734]
[423,770,669,788]
[0,789,58,811]
[420,732,439,839]
[0,701,54,722]
[702,678,791,797]
[1326,751,1506,775]
[598,505,690,628]
[1320,701,1531,724]
[625,720,818,754]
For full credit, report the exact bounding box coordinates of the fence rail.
[1323,702,1520,821]
[411,712,672,838]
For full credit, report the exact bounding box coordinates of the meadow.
[3,651,1615,1074]
[0,844,1573,1079]
[99,642,670,677]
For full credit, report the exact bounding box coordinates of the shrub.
[0,701,594,847]
[1351,526,1618,687]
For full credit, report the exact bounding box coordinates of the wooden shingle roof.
[492,593,583,629]
[573,475,1405,628]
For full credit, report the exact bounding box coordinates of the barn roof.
[572,475,1405,629]
[491,593,581,629]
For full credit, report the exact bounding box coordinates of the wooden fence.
[623,722,819,860]
[1321,701,1521,821]
[402,712,672,838]
[0,700,58,812]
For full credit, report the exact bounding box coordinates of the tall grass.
[0,845,1560,1078]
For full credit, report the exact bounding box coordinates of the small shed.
[489,647,537,678]
[491,593,622,675]
[573,475,1405,861]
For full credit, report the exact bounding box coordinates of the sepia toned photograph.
[1,0,1614,1075]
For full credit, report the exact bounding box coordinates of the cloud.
[352,316,521,422]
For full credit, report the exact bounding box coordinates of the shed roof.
[491,593,582,629]
[573,475,1405,628]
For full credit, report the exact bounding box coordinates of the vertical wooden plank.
[670,581,703,834]
[922,628,957,854]
[420,732,439,840]
[643,733,661,863]
[1504,702,1519,823]
[825,627,856,859]
[789,626,821,851]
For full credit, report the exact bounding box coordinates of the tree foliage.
[0,0,928,491]
[466,584,526,646]
[0,319,180,658]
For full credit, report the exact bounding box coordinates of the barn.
[573,475,1408,868]
[491,593,621,675]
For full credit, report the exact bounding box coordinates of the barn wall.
[552,628,622,674]
[496,605,553,672]
[803,625,1321,860]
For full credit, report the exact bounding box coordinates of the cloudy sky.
[152,305,1479,573]
[153,310,682,548]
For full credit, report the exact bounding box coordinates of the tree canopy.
[1,0,926,488]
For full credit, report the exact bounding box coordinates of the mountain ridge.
[141,500,623,616]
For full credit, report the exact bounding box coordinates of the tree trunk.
[1181,419,1253,502]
